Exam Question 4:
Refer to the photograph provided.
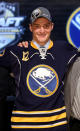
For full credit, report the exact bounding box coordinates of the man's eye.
[33,25,40,28]
[35,25,40,28]
[44,24,50,29]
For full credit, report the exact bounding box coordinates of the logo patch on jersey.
[39,47,47,59]
[66,7,80,50]
[27,65,59,98]
[22,51,29,61]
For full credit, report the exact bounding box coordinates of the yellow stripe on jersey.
[12,106,66,115]
[11,121,67,129]
[11,112,66,123]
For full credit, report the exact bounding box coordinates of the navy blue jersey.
[0,40,78,131]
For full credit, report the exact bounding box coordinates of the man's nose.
[40,26,45,32]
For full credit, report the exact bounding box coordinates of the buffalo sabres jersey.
[0,40,78,131]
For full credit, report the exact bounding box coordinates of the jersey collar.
[30,40,53,49]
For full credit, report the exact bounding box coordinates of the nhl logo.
[39,47,47,59]
[0,2,25,52]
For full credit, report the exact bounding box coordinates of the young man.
[0,7,78,131]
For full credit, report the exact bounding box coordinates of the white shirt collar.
[32,40,50,49]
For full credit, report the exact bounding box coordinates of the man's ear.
[29,24,32,32]
[51,23,54,31]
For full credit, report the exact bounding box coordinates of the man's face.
[29,17,54,46]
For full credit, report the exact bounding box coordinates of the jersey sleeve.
[0,49,11,70]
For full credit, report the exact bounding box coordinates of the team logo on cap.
[27,65,59,98]
[66,7,80,50]
[31,9,41,21]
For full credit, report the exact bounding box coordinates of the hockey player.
[0,7,78,131]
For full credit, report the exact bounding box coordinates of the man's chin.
[37,39,47,44]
